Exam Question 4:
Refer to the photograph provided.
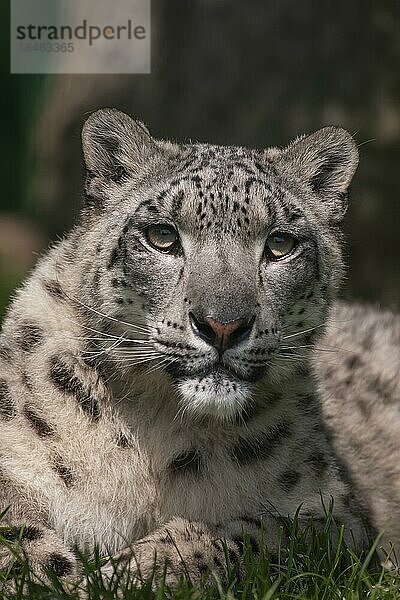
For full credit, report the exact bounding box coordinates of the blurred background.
[1,0,399,321]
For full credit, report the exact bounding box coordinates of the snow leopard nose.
[189,313,255,352]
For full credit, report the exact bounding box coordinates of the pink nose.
[189,313,254,352]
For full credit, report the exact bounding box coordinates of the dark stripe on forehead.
[155,188,169,204]
[254,160,276,176]
[171,189,185,215]
[244,176,272,197]
[287,207,305,223]
[274,188,309,225]
[134,183,177,218]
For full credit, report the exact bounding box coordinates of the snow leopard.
[0,108,398,588]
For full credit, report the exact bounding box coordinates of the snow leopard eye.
[145,224,179,252]
[265,231,296,259]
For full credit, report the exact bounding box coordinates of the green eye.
[146,224,178,252]
[266,231,296,259]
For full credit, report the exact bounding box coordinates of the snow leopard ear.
[82,108,159,201]
[275,127,359,223]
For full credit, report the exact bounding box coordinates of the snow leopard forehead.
[130,145,307,243]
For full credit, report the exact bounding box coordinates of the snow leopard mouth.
[166,360,266,384]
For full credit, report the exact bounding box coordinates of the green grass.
[1,512,400,600]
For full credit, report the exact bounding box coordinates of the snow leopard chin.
[177,372,254,421]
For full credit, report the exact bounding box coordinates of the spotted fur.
[0,108,397,588]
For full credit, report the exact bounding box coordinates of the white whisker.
[117,355,161,368]
[113,354,161,363]
[64,316,148,345]
[145,355,177,375]
[282,323,327,340]
[71,297,150,334]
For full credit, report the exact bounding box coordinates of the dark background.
[1,0,399,320]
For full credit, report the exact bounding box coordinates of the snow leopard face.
[80,109,358,420]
